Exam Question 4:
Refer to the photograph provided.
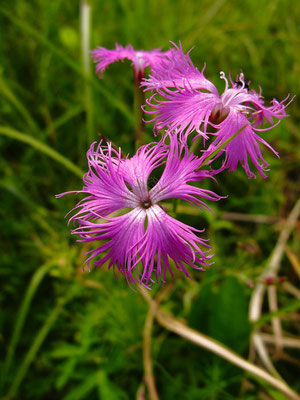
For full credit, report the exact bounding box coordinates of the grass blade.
[0,126,84,178]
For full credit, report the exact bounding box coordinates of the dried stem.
[249,198,300,322]
[142,285,174,400]
[139,288,299,400]
[143,306,159,400]
[222,211,278,224]
[286,246,300,279]
[282,282,300,299]
[267,285,283,353]
[248,198,300,376]
[252,332,282,379]
[260,333,300,349]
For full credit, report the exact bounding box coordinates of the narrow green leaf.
[0,126,84,178]
[7,290,76,398]
[196,124,248,170]
[1,262,56,389]
[0,73,39,132]
[0,7,133,123]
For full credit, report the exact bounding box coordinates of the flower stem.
[134,71,146,150]
[139,288,300,400]
[80,0,94,147]
[7,288,77,398]
[1,262,56,391]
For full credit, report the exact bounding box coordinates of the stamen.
[220,71,228,92]
[221,71,250,108]
[238,72,245,89]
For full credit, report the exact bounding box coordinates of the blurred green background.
[0,0,299,399]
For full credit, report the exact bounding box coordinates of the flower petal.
[91,43,171,76]
[120,141,167,199]
[140,205,212,285]
[142,42,218,95]
[63,141,139,222]
[207,110,279,178]
[73,208,147,281]
[145,88,219,137]
[150,134,222,210]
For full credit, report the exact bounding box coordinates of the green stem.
[254,298,300,328]
[0,7,133,124]
[6,289,77,398]
[134,71,146,150]
[0,74,39,133]
[80,0,94,146]
[196,124,248,170]
[0,126,84,178]
[44,105,83,137]
[1,262,56,389]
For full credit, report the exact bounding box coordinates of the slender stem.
[251,333,283,379]
[134,70,146,150]
[282,282,300,298]
[260,333,300,349]
[1,262,56,391]
[0,126,84,178]
[267,285,283,353]
[0,7,133,123]
[7,290,76,398]
[196,124,247,170]
[139,289,300,400]
[222,211,278,224]
[143,307,159,400]
[254,298,300,327]
[142,285,173,400]
[80,0,94,146]
[44,105,83,137]
[285,246,300,278]
[249,198,300,322]
[248,198,300,376]
[0,74,39,133]
[157,314,298,399]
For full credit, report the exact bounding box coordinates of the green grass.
[0,0,299,399]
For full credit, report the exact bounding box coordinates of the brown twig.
[139,288,300,400]
[282,282,300,298]
[222,212,278,224]
[249,198,300,374]
[143,304,159,400]
[260,333,300,349]
[141,285,174,400]
[267,285,283,354]
[286,246,300,279]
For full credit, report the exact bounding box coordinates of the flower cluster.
[59,42,292,288]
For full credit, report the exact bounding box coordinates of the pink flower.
[143,44,293,178]
[91,43,171,79]
[57,134,221,287]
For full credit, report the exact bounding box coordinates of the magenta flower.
[143,44,293,178]
[58,135,221,287]
[91,43,171,79]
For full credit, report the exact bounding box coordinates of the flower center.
[140,198,152,209]
[209,103,230,125]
